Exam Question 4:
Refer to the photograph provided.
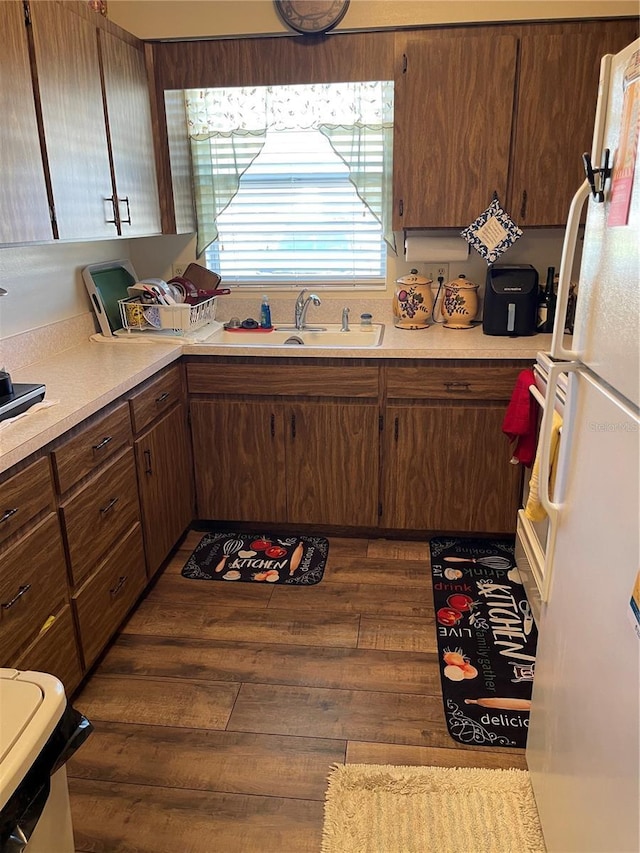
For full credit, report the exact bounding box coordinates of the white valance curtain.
[184,80,395,257]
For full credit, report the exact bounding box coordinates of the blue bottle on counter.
[260,294,272,328]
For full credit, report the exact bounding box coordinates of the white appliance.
[0,669,75,852]
[525,39,640,853]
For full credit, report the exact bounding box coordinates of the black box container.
[482,264,539,336]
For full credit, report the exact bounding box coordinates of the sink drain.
[284,335,305,345]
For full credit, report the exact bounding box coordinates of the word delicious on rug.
[181,533,329,585]
[429,537,538,749]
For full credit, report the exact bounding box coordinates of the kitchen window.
[184,81,394,288]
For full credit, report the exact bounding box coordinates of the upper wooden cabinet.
[99,27,162,237]
[29,0,115,239]
[0,1,52,243]
[509,20,638,227]
[2,1,162,244]
[393,32,518,229]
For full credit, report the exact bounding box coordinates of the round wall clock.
[275,1,350,35]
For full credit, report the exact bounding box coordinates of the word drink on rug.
[429,536,538,749]
[181,532,329,585]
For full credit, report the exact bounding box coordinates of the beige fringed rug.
[322,764,546,853]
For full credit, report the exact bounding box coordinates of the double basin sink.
[203,323,384,348]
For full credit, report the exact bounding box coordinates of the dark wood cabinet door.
[393,32,517,229]
[509,21,639,227]
[0,1,51,243]
[190,400,287,524]
[30,1,114,238]
[135,405,194,576]
[382,404,521,534]
[99,28,162,237]
[285,402,379,527]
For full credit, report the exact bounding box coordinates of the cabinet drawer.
[386,366,522,400]
[60,448,141,587]
[73,523,146,669]
[187,363,379,398]
[129,365,182,435]
[0,514,69,664]
[0,457,55,547]
[15,605,83,696]
[51,402,133,494]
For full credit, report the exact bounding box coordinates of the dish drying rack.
[118,295,217,334]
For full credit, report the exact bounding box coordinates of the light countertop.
[1,323,550,475]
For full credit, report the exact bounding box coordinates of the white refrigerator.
[526,39,640,853]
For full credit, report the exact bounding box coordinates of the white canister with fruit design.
[433,273,479,329]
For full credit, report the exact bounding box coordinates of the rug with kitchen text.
[429,537,538,749]
[181,533,328,585]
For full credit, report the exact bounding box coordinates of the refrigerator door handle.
[538,360,580,600]
[550,180,590,361]
[551,53,613,363]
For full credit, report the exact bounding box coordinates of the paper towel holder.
[403,232,470,263]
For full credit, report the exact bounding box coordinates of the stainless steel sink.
[201,323,384,348]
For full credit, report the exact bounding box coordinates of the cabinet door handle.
[110,575,128,597]
[92,435,113,452]
[398,199,404,217]
[104,195,118,226]
[0,507,18,524]
[119,196,131,226]
[520,190,528,220]
[270,413,275,438]
[155,392,170,404]
[144,449,153,475]
[100,497,119,515]
[2,584,31,610]
[394,417,399,442]
[291,413,296,439]
[444,381,471,392]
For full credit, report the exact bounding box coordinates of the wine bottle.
[537,266,556,333]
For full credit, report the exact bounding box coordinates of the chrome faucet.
[341,307,350,332]
[294,289,321,330]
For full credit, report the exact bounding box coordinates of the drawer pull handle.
[155,392,170,404]
[100,497,119,515]
[0,507,18,524]
[144,449,153,475]
[110,575,128,597]
[92,435,113,452]
[444,382,471,392]
[270,413,275,438]
[2,584,31,610]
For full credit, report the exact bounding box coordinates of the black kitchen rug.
[181,533,329,585]
[429,537,538,749]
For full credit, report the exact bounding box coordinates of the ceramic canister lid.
[396,268,432,286]
[447,273,478,289]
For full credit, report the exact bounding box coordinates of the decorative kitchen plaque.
[461,196,523,264]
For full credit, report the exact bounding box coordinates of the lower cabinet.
[190,399,287,523]
[16,606,83,694]
[134,402,194,576]
[190,398,379,527]
[381,363,524,534]
[381,402,522,533]
[286,401,379,527]
[72,524,147,669]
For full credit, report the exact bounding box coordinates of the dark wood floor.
[67,533,526,852]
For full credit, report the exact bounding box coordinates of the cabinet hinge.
[378,414,383,432]
[23,1,31,26]
[402,53,407,74]
[378,502,383,518]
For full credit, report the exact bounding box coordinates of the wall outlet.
[172,263,187,279]
[424,264,449,285]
